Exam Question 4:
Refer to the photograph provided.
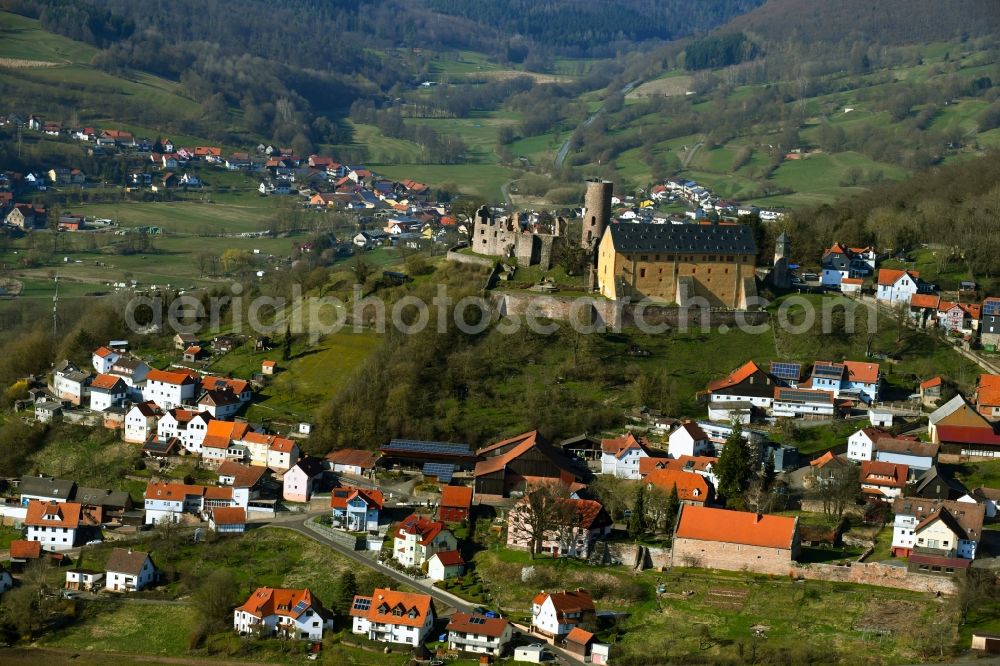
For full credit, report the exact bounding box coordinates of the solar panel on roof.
[770,362,801,381]
[985,301,1000,316]
[469,616,486,624]
[293,600,308,613]
[422,462,456,482]
[353,598,371,611]
[778,389,829,402]
[384,439,472,456]
[813,364,844,379]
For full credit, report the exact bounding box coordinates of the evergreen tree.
[628,483,646,540]
[333,570,358,614]
[282,323,291,361]
[762,450,776,491]
[664,483,680,532]
[716,421,753,503]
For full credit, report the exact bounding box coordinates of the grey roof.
[293,456,326,478]
[20,475,75,499]
[928,394,970,426]
[112,356,146,372]
[74,486,130,509]
[62,370,91,384]
[608,222,757,255]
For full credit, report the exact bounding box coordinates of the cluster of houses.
[648,177,786,223]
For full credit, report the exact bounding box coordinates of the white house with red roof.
[331,487,383,532]
[91,346,120,374]
[531,589,596,640]
[143,481,206,525]
[142,368,198,410]
[105,548,156,592]
[447,612,513,656]
[876,269,921,304]
[157,408,212,453]
[89,373,128,411]
[847,426,891,462]
[124,401,161,443]
[393,514,457,568]
[599,433,650,479]
[350,587,435,646]
[235,587,334,640]
[667,421,711,459]
[25,500,82,551]
[427,550,465,581]
[860,461,908,499]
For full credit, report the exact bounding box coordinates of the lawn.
[880,247,973,291]
[374,164,519,201]
[949,459,1000,490]
[0,525,23,549]
[38,600,195,655]
[77,199,284,235]
[0,11,96,63]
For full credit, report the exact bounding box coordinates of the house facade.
[234,587,334,640]
[393,514,457,568]
[531,589,596,640]
[447,613,513,656]
[350,588,435,646]
[671,505,800,575]
[667,421,711,459]
[105,548,156,592]
[143,482,205,525]
[282,457,325,502]
[876,269,921,304]
[599,433,650,479]
[25,500,81,551]
[506,498,612,558]
[330,487,383,532]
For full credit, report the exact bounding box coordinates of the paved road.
[680,140,705,169]
[265,517,587,666]
[554,79,640,169]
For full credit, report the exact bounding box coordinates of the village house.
[91,346,120,374]
[393,514,457,569]
[672,505,800,575]
[108,356,150,399]
[350,588,435,646]
[105,548,156,592]
[928,394,1000,456]
[197,388,241,419]
[25,500,82,551]
[976,374,1000,421]
[891,498,985,560]
[872,439,939,475]
[507,497,612,559]
[8,540,43,571]
[235,587,334,640]
[846,426,892,462]
[667,421,711,458]
[65,569,104,592]
[142,368,199,410]
[820,243,876,287]
[143,481,206,525]
[958,487,1000,520]
[703,360,776,415]
[124,401,162,443]
[599,432,651,479]
[5,203,45,229]
[209,506,247,533]
[981,298,1000,351]
[89,373,128,411]
[19,474,76,506]
[330,487,383,532]
[876,269,922,304]
[446,612,514,656]
[53,362,92,406]
[938,301,981,336]
[920,376,943,406]
[647,455,720,486]
[643,467,713,505]
[74,486,133,526]
[282,456,325,502]
[771,387,836,418]
[427,550,465,582]
[531,589,596,641]
[438,485,473,523]
[325,448,381,477]
[201,376,253,405]
[201,420,252,465]
[860,460,909,499]
[157,408,213,454]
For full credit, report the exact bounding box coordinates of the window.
[640,268,646,278]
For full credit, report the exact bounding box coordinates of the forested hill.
[722,0,1000,45]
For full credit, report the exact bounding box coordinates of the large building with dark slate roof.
[597,222,758,308]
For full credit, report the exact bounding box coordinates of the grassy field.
[0,11,96,63]
[77,198,285,235]
[880,248,974,292]
[38,601,194,655]
[375,163,519,201]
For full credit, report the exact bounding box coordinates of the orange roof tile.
[395,513,446,545]
[93,346,115,358]
[90,373,125,390]
[675,506,797,549]
[860,461,908,488]
[211,506,246,525]
[600,432,650,458]
[706,361,762,392]
[25,500,82,529]
[531,590,595,617]
[330,487,384,510]
[143,481,206,501]
[9,539,42,559]
[146,368,197,385]
[440,485,473,510]
[349,588,433,628]
[446,612,510,637]
[566,627,594,646]
[237,587,322,619]
[643,468,710,502]
[844,360,880,385]
[325,448,381,470]
[909,294,940,309]
[978,374,1000,407]
[877,268,919,286]
[920,376,942,390]
[203,420,250,449]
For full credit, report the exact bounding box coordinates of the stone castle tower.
[770,231,790,288]
[582,179,613,251]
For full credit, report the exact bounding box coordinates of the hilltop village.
[2,116,1000,664]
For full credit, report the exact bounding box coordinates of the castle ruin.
[471,205,566,269]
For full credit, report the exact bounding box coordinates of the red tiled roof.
[909,294,940,309]
[566,627,594,646]
[676,505,797,549]
[600,432,649,458]
[330,487,384,510]
[877,268,919,286]
[25,500,82,528]
[349,588,433,628]
[935,425,1000,446]
[203,420,250,449]
[643,468,710,502]
[860,461,908,488]
[9,539,42,559]
[395,513,446,545]
[841,277,864,286]
[810,451,849,468]
[204,486,234,500]
[237,587,320,620]
[217,461,267,488]
[706,361,762,392]
[144,481,206,501]
[432,550,464,566]
[920,377,942,390]
[90,373,125,391]
[440,485,473,510]
[146,369,198,385]
[978,374,1000,407]
[211,506,246,526]
[446,612,509,637]
[531,589,595,617]
[325,448,381,470]
[93,346,115,358]
[844,360,879,385]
